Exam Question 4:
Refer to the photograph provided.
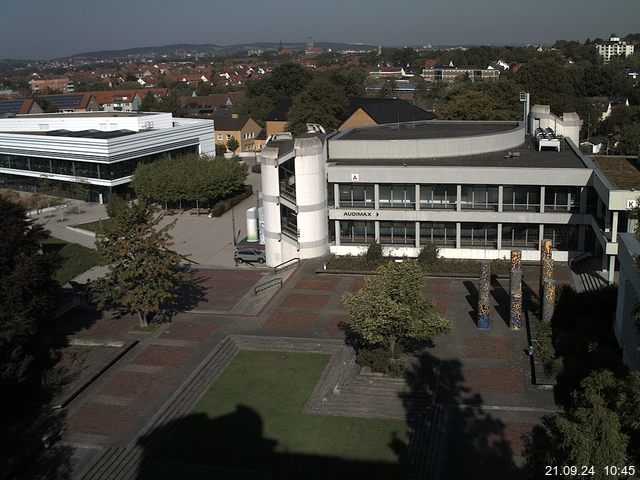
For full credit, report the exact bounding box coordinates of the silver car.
[234,248,266,264]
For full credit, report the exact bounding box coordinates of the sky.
[1,0,639,60]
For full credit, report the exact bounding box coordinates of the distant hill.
[66,41,379,60]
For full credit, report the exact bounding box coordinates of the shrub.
[366,242,383,262]
[418,243,439,266]
[357,346,392,373]
[534,319,555,363]
[251,164,261,174]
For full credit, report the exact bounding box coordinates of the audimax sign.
[343,211,379,217]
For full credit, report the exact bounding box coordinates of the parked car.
[234,248,266,264]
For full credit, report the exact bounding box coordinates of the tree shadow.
[135,405,402,480]
[154,268,208,323]
[397,350,524,479]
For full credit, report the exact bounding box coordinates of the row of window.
[0,146,197,181]
[335,184,581,212]
[336,221,578,250]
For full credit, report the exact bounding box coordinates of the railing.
[254,277,283,295]
[274,257,300,274]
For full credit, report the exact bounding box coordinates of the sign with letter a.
[351,173,359,182]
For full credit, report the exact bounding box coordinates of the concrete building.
[421,65,500,83]
[597,34,635,64]
[0,111,215,201]
[259,105,640,284]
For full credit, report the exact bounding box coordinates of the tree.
[286,76,346,135]
[617,123,640,156]
[525,370,633,479]
[91,199,185,327]
[378,78,396,98]
[140,91,156,111]
[226,136,239,153]
[437,90,514,120]
[0,197,60,406]
[342,260,451,358]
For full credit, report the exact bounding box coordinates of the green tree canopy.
[437,90,515,120]
[617,122,640,156]
[226,136,239,153]
[342,260,451,357]
[91,199,184,327]
[0,197,60,406]
[286,76,347,135]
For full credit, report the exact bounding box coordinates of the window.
[281,204,298,239]
[420,185,456,209]
[460,223,498,247]
[379,221,415,245]
[226,134,232,140]
[545,187,580,212]
[544,225,578,251]
[339,183,374,208]
[461,185,499,210]
[340,221,375,244]
[503,186,540,211]
[502,224,539,249]
[420,222,456,247]
[217,134,223,140]
[379,184,415,209]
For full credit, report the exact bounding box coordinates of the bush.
[534,320,555,363]
[357,346,392,373]
[366,242,383,262]
[418,243,439,266]
[251,164,261,174]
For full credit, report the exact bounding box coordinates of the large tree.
[0,197,60,406]
[91,199,184,327]
[286,76,346,135]
[437,90,515,120]
[342,260,451,357]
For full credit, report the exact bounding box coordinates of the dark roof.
[265,97,292,121]
[43,129,137,139]
[338,121,517,141]
[37,93,94,110]
[344,97,435,124]
[0,99,27,116]
[593,156,640,190]
[211,114,251,131]
[330,137,586,169]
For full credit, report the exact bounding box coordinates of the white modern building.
[0,111,215,201]
[597,34,635,64]
[259,106,640,283]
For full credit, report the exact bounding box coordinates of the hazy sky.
[1,0,639,59]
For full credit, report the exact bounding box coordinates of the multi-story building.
[597,34,635,64]
[421,65,500,83]
[0,111,214,201]
[259,105,639,285]
[28,77,74,93]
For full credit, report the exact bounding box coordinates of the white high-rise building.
[597,34,635,64]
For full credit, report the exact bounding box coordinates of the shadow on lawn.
[135,405,401,480]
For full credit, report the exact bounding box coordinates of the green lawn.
[72,218,112,234]
[42,237,100,284]
[160,351,407,479]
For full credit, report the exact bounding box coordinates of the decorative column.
[542,279,558,323]
[539,239,552,296]
[477,261,491,329]
[509,250,523,330]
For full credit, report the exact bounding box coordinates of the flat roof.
[329,137,587,169]
[593,156,640,190]
[337,121,519,141]
[15,112,159,119]
[0,129,139,139]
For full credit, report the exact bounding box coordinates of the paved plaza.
[50,258,573,479]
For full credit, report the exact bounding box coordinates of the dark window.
[460,223,498,247]
[502,224,539,249]
[340,221,375,244]
[503,186,540,212]
[461,185,499,211]
[420,222,456,247]
[339,183,374,208]
[420,185,456,209]
[379,221,415,245]
[379,184,415,209]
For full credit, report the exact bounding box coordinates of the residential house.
[180,92,246,116]
[36,93,98,112]
[265,98,293,137]
[0,98,43,116]
[338,98,436,131]
[212,113,262,152]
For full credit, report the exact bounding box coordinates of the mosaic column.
[510,249,522,272]
[539,239,552,296]
[477,261,491,329]
[510,268,523,330]
[542,279,558,323]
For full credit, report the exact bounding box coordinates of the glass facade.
[545,186,580,212]
[460,223,498,247]
[420,222,456,247]
[460,185,499,211]
[502,224,539,249]
[340,220,375,244]
[503,186,540,212]
[420,185,456,209]
[544,225,578,251]
[339,183,374,208]
[280,204,298,239]
[0,145,197,181]
[379,221,415,245]
[379,184,415,209]
[278,157,296,201]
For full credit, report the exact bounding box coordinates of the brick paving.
[67,403,139,437]
[60,259,577,480]
[131,345,195,369]
[98,371,166,400]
